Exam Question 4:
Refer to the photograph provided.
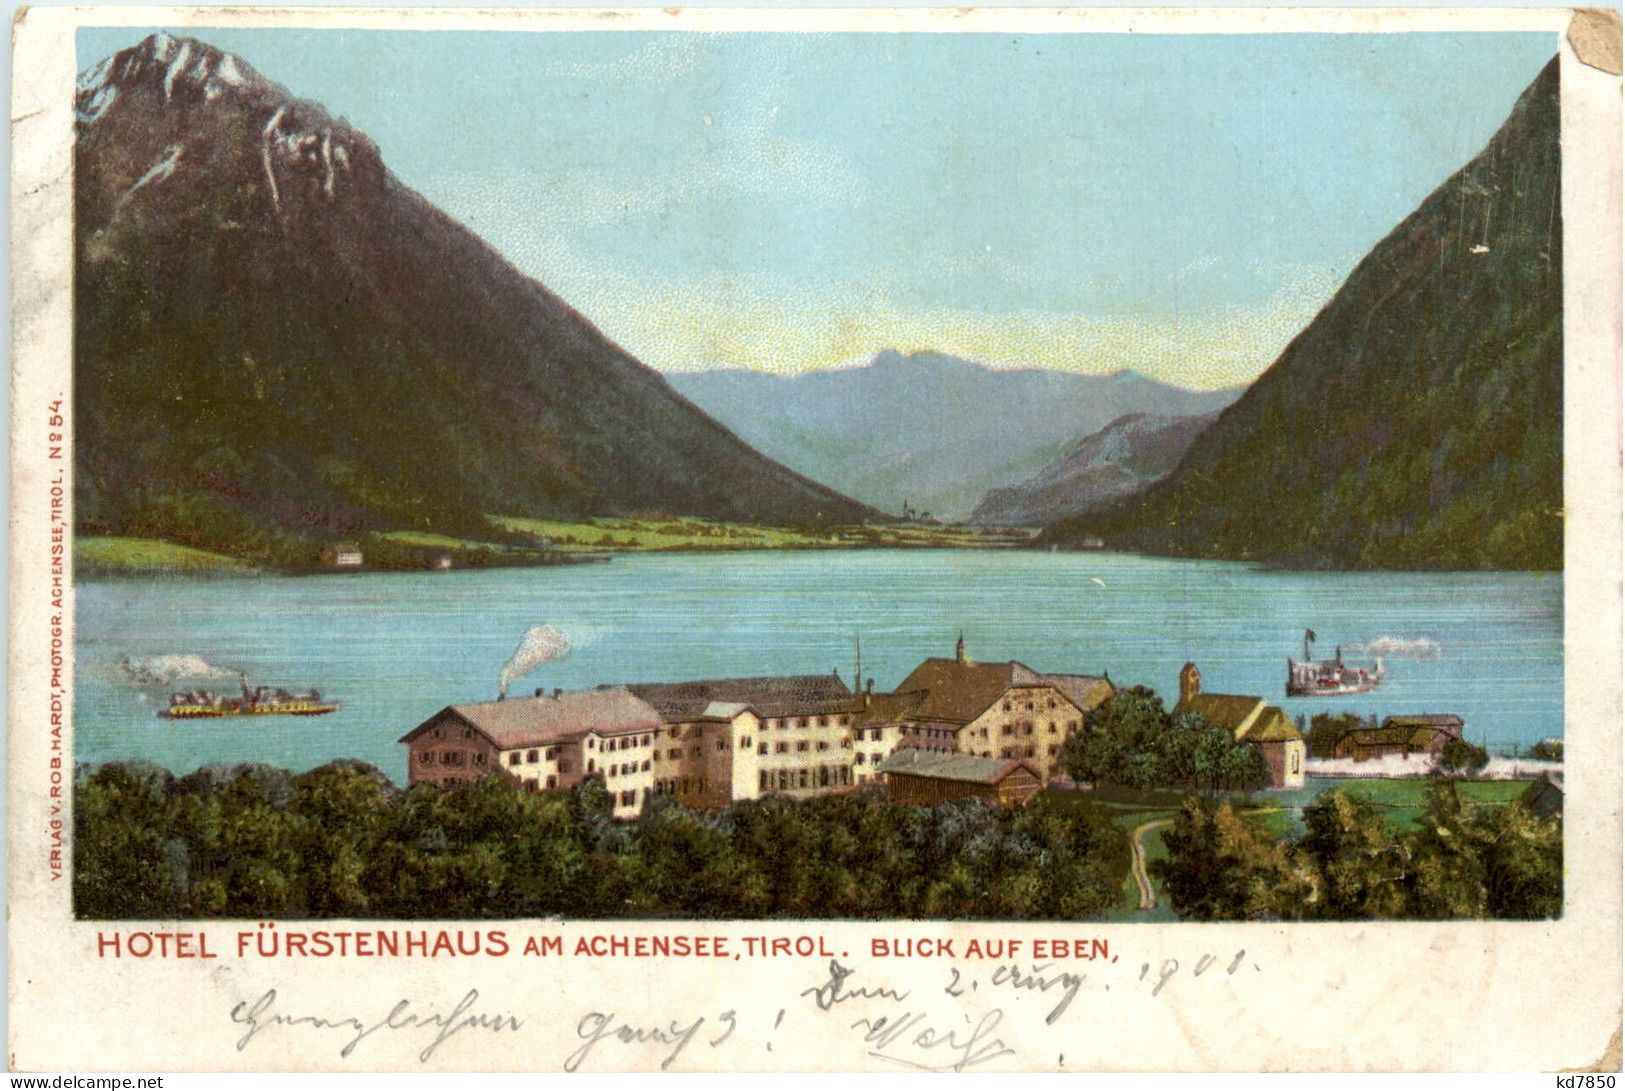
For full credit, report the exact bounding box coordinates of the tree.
[1527,739,1563,761]
[1306,712,1370,759]
[1153,799,1310,921]
[1296,790,1413,919]
[1062,686,1171,788]
[1436,738,1490,777]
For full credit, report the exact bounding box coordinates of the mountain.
[1040,57,1563,571]
[73,34,873,561]
[970,412,1217,526]
[666,352,1240,521]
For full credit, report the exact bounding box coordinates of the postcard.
[9,5,1622,1072]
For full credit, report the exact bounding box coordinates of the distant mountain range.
[74,34,872,562]
[1040,56,1562,571]
[970,412,1217,527]
[667,352,1240,521]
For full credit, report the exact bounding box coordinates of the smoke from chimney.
[498,624,571,701]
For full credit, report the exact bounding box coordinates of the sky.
[81,27,1559,389]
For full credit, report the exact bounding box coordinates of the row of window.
[419,750,487,767]
[652,778,715,796]
[588,734,653,751]
[758,739,841,755]
[757,765,853,791]
[505,746,561,766]
[764,715,850,730]
[1001,697,1063,713]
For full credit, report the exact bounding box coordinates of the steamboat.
[161,674,339,718]
[1286,630,1384,697]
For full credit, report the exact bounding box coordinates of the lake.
[74,550,1564,785]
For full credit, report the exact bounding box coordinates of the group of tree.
[1303,712,1376,759]
[73,760,1129,921]
[1060,686,1269,796]
[1153,782,1561,921]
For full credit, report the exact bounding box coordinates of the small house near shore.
[1333,714,1464,762]
[320,544,364,568]
[1522,770,1564,817]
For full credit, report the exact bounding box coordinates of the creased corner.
[1561,1022,1623,1073]
[1569,9,1623,76]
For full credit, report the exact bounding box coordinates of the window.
[856,753,866,765]
[717,738,728,752]
[507,753,521,766]
[641,760,650,772]
[1291,750,1301,774]
[760,771,769,791]
[819,767,830,787]
[1049,723,1057,734]
[816,717,826,727]
[546,746,558,759]
[1048,746,1058,757]
[758,743,768,755]
[1002,701,1012,712]
[419,752,432,765]
[546,775,557,789]
[558,761,570,774]
[1025,746,1034,758]
[740,736,751,749]
[817,741,829,751]
[798,770,809,788]
[527,749,539,763]
[1023,723,1033,736]
[586,738,596,750]
[642,735,651,746]
[587,760,596,773]
[796,741,809,752]
[433,728,442,739]
[777,771,788,789]
[776,742,788,754]
[691,746,701,757]
[474,753,486,765]
[669,748,681,759]
[463,727,473,739]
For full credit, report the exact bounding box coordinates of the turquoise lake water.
[74,550,1564,785]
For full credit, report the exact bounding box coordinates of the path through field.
[1129,818,1175,910]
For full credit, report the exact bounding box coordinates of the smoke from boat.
[498,625,572,699]
[118,653,241,687]
[1344,636,1443,660]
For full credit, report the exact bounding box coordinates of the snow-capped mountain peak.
[76,34,375,222]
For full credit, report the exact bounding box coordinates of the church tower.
[955,632,969,664]
[1179,661,1202,705]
